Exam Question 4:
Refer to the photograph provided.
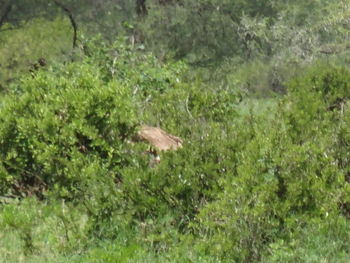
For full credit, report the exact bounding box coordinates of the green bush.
[0,60,137,197]
[3,30,350,261]
[0,39,244,249]
[195,63,350,261]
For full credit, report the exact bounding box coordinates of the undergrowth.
[1,38,350,262]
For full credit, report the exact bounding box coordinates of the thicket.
[1,1,350,262]
[1,37,350,261]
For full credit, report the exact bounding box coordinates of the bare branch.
[52,0,78,49]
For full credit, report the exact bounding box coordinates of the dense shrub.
[195,63,350,261]
[0,61,137,197]
[0,40,244,245]
[2,29,350,261]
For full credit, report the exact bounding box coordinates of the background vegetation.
[1,0,350,262]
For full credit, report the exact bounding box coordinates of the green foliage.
[75,39,244,241]
[0,17,73,90]
[195,63,350,261]
[0,35,243,250]
[1,9,350,260]
[263,216,350,263]
[0,58,137,197]
[0,198,89,262]
[2,0,350,95]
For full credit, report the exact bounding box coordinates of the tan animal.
[134,125,183,166]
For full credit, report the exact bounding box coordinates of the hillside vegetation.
[1,1,350,262]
